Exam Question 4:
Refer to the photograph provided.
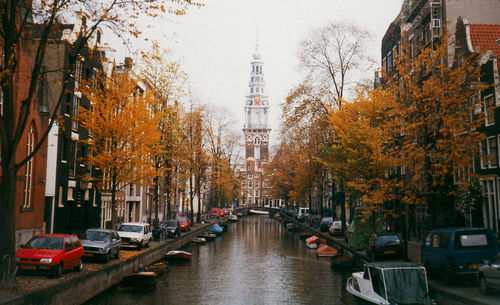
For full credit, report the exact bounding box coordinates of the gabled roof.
[469,24,500,66]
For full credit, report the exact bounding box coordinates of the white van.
[117,222,152,249]
[297,207,310,220]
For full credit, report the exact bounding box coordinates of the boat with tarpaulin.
[346,262,435,305]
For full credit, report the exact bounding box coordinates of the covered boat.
[330,254,353,269]
[208,223,223,235]
[286,222,299,232]
[299,232,312,240]
[346,262,434,305]
[305,235,319,249]
[316,244,338,257]
[199,232,216,241]
[228,214,238,222]
[166,250,192,260]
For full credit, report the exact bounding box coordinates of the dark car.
[81,229,121,262]
[366,232,404,260]
[320,217,334,232]
[422,227,500,283]
[160,219,181,238]
[308,214,322,229]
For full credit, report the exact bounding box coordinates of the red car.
[210,208,225,218]
[16,234,84,277]
[176,216,192,231]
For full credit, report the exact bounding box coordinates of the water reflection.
[88,216,355,305]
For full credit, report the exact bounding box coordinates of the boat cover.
[208,223,223,234]
[316,245,338,256]
[305,235,319,244]
[369,264,432,305]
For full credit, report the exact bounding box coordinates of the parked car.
[329,220,349,236]
[210,208,224,218]
[160,219,181,238]
[176,216,192,231]
[296,207,310,221]
[308,214,322,228]
[117,222,152,250]
[366,232,404,260]
[81,228,121,262]
[320,217,334,232]
[422,227,500,283]
[16,234,83,277]
[477,253,500,294]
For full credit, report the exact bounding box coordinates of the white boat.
[346,262,435,305]
[249,209,269,215]
[166,250,192,260]
[228,214,238,222]
[192,237,206,243]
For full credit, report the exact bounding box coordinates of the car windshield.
[119,225,142,233]
[375,235,400,246]
[322,217,333,223]
[25,236,63,250]
[177,217,187,222]
[85,230,110,242]
[166,220,177,226]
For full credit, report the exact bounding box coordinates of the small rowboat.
[316,244,338,257]
[299,232,312,240]
[199,232,216,241]
[121,271,157,286]
[330,254,353,269]
[192,237,206,243]
[305,235,319,249]
[166,250,192,260]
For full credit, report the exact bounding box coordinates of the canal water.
[87,216,356,305]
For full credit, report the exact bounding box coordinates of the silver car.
[477,253,500,294]
[81,229,121,262]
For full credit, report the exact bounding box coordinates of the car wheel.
[137,242,143,250]
[53,262,63,278]
[104,252,110,263]
[75,259,83,272]
[478,274,490,294]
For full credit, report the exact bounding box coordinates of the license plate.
[84,253,94,257]
[122,242,129,245]
[384,250,396,254]
[20,264,36,270]
[469,264,481,270]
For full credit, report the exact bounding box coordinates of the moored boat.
[316,244,338,257]
[346,262,434,305]
[305,235,319,249]
[121,271,157,287]
[199,232,216,241]
[286,222,299,232]
[299,232,312,240]
[166,250,192,260]
[330,254,353,269]
[208,223,223,235]
[192,237,206,243]
[228,214,238,222]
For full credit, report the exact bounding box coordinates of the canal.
[87,216,356,304]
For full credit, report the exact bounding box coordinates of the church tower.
[242,44,271,206]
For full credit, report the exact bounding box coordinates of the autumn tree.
[79,72,161,227]
[0,0,199,286]
[203,105,239,208]
[382,36,484,229]
[139,41,187,226]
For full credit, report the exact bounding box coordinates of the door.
[63,237,75,269]
[487,255,500,288]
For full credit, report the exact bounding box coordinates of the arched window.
[23,125,35,209]
[96,31,101,44]
[254,136,261,145]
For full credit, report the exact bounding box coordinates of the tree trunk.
[0,160,18,288]
[154,175,159,230]
[111,176,117,229]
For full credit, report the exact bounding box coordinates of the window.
[254,137,261,145]
[72,96,80,131]
[431,234,439,248]
[488,136,498,167]
[255,181,259,188]
[68,140,77,177]
[248,181,253,188]
[485,95,495,125]
[65,237,73,251]
[74,60,83,90]
[23,126,34,209]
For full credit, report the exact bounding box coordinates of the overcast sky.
[119,0,404,144]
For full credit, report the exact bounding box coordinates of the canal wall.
[1,219,226,305]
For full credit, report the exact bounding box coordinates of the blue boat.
[208,223,223,235]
